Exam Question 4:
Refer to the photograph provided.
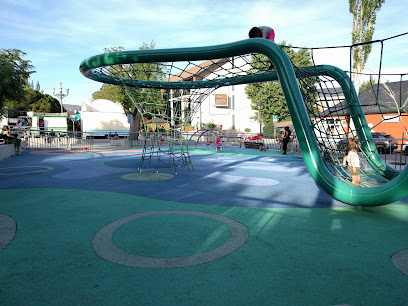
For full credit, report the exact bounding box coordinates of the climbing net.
[89,59,239,172]
[80,33,407,181]
[82,55,272,172]
[289,33,408,187]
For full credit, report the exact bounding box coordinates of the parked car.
[371,132,398,153]
[337,133,398,153]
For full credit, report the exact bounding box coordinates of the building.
[358,80,408,139]
[315,80,408,140]
[165,57,259,133]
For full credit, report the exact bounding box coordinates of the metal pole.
[257,101,263,135]
[52,81,69,114]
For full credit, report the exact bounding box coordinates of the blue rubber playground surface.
[1,146,408,305]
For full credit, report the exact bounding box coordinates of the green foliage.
[92,42,167,133]
[359,79,377,92]
[245,41,313,124]
[4,86,60,117]
[92,84,124,104]
[349,0,384,64]
[0,49,35,115]
[92,46,132,111]
[0,49,61,117]
[207,122,216,129]
[262,121,275,138]
[93,42,166,115]
[349,0,384,92]
[28,89,61,113]
[244,128,251,133]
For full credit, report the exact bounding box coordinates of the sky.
[1,0,407,106]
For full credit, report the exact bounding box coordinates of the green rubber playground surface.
[0,148,407,305]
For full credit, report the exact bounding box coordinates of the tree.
[349,0,385,93]
[262,121,275,138]
[3,87,60,118]
[0,49,34,116]
[245,41,313,124]
[359,78,377,92]
[92,42,166,137]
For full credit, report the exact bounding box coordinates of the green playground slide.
[80,38,408,206]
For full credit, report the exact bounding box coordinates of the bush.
[207,122,216,129]
[262,122,275,139]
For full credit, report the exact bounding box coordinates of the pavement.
[0,144,408,305]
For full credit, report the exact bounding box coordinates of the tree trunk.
[129,111,141,140]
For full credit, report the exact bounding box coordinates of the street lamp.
[52,81,69,113]
[257,101,264,134]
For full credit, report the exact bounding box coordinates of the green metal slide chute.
[80,38,408,206]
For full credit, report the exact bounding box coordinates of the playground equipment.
[80,37,408,206]
[188,129,232,151]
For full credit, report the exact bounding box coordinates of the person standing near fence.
[282,126,291,155]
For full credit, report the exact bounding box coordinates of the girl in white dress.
[342,138,361,186]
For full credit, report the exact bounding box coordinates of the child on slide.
[342,138,361,186]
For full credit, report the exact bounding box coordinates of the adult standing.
[282,126,291,155]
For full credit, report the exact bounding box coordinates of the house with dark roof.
[314,80,408,141]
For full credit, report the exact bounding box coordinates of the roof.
[316,80,408,117]
[80,99,124,113]
[358,80,408,114]
[145,118,168,123]
[165,58,230,83]
[62,104,81,116]
[316,87,344,100]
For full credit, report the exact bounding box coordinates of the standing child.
[216,137,221,151]
[342,138,361,187]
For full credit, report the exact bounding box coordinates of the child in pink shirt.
[248,26,275,41]
[249,26,275,70]
[216,137,221,151]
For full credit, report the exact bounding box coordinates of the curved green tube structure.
[80,38,408,206]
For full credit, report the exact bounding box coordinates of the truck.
[80,99,130,137]
[27,111,68,135]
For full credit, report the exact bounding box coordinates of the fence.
[126,131,300,153]
[127,131,406,169]
[22,129,405,170]
[23,130,94,150]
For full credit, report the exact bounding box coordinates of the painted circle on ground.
[30,150,83,155]
[0,214,17,252]
[92,210,248,268]
[94,149,142,154]
[0,166,54,175]
[121,172,174,181]
[101,158,193,170]
[100,158,140,169]
[391,249,408,277]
